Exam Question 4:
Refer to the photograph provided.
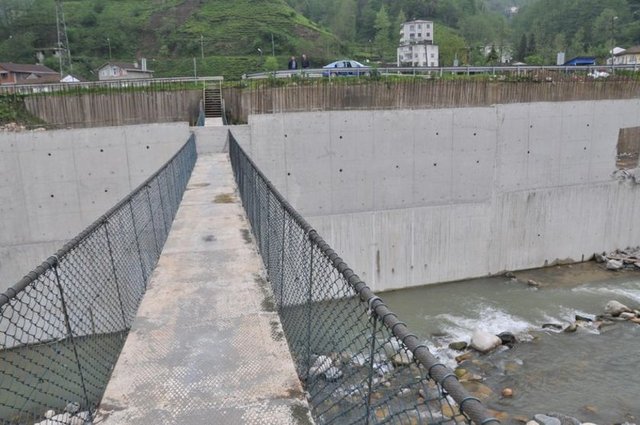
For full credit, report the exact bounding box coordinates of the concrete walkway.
[96,154,312,424]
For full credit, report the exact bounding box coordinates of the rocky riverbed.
[378,261,640,425]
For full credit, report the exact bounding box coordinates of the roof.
[616,45,640,55]
[97,62,154,73]
[0,62,57,75]
[403,20,433,24]
[563,56,596,66]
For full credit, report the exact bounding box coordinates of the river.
[379,262,640,424]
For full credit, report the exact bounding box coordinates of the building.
[97,59,154,81]
[0,63,59,85]
[614,46,640,65]
[397,20,439,67]
[563,56,596,66]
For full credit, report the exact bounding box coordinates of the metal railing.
[229,134,499,425]
[244,64,640,80]
[0,135,197,424]
[0,76,224,95]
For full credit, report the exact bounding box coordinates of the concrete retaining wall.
[0,123,191,288]
[238,100,640,291]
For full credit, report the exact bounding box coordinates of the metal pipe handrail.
[0,76,224,95]
[244,63,640,79]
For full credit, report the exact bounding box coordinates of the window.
[426,32,431,37]
[417,33,422,38]
[410,33,415,38]
[410,25,415,31]
[430,53,435,58]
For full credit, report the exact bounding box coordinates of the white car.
[322,60,370,77]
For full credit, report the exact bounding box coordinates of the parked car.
[322,60,371,77]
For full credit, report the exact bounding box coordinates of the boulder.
[575,314,593,322]
[533,414,561,425]
[309,355,332,378]
[541,323,563,331]
[604,300,632,317]
[391,352,414,366]
[546,412,581,425]
[527,279,541,288]
[594,252,606,263]
[606,259,624,270]
[497,332,517,347]
[455,352,473,363]
[563,323,578,333]
[448,341,468,351]
[619,311,636,320]
[470,329,502,353]
[324,367,343,382]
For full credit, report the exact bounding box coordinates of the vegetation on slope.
[0,0,639,81]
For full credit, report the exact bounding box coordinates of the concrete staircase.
[203,87,223,126]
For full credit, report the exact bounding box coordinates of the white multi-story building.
[397,20,439,67]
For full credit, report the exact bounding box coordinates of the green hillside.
[0,0,342,79]
[1,0,639,81]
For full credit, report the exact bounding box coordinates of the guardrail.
[244,64,640,80]
[229,133,499,425]
[0,135,197,424]
[0,76,224,95]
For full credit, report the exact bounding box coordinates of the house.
[0,63,59,85]
[396,20,439,67]
[97,59,154,81]
[614,46,640,65]
[563,56,596,66]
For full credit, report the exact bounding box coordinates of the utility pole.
[271,33,275,56]
[611,16,618,73]
[55,0,72,77]
[200,34,204,59]
[107,37,112,60]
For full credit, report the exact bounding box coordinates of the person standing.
[301,54,310,69]
[288,56,298,70]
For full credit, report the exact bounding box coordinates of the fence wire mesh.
[229,134,500,425]
[0,135,197,424]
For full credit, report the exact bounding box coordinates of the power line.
[55,0,72,77]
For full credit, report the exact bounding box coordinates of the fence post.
[306,235,314,378]
[279,209,287,309]
[52,259,92,417]
[156,177,169,237]
[266,190,271,278]
[128,199,148,286]
[104,220,129,330]
[145,184,161,257]
[364,316,378,425]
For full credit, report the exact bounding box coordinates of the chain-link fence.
[0,135,197,424]
[229,134,500,425]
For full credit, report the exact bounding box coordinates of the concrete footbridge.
[1,79,640,424]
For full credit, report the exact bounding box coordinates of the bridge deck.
[96,153,311,424]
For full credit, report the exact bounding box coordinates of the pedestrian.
[301,54,310,69]
[288,56,297,70]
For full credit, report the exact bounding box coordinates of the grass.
[53,0,341,80]
[0,95,46,127]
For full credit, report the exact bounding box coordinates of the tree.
[486,44,499,64]
[373,5,391,60]
[515,33,527,61]
[331,0,357,42]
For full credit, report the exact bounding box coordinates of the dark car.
[322,60,370,77]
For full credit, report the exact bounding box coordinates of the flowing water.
[379,263,640,424]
